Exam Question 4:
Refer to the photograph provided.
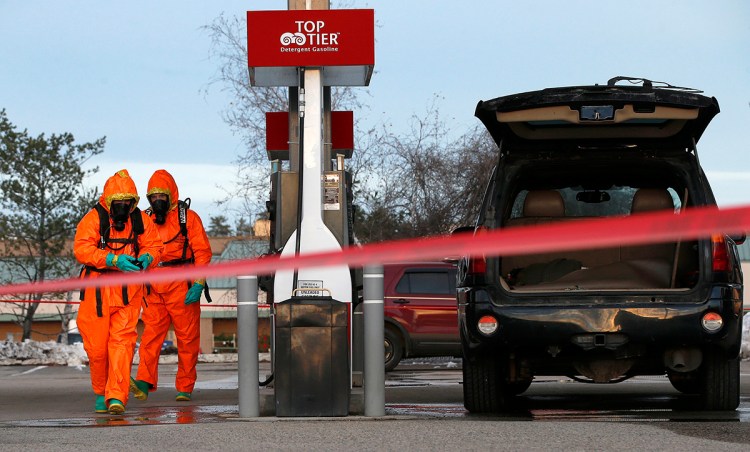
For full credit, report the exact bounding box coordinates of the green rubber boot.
[129,377,150,401]
[108,399,125,415]
[175,392,191,402]
[94,395,107,413]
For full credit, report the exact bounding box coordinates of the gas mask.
[110,200,133,231]
[149,198,170,225]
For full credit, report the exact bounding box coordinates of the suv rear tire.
[701,348,740,411]
[463,348,505,413]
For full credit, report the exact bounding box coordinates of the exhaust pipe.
[664,348,702,372]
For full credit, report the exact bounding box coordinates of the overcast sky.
[1,0,748,223]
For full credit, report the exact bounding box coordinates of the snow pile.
[0,339,270,366]
[0,339,88,367]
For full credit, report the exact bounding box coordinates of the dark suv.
[457,77,744,412]
[383,261,461,371]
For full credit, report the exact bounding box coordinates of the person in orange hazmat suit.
[74,169,163,415]
[130,169,212,402]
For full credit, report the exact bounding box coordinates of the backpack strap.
[93,204,109,250]
[129,207,143,257]
[149,199,190,258]
[79,265,115,317]
[178,199,190,260]
[85,204,141,315]
[187,279,213,303]
[203,281,213,303]
[93,204,141,253]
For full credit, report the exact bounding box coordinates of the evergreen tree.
[0,109,104,340]
[207,215,232,237]
[235,217,254,237]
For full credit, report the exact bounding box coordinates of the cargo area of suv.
[457,77,744,412]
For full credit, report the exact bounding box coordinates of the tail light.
[467,226,488,276]
[467,255,487,275]
[711,234,731,273]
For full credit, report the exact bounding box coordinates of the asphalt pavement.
[1,359,750,451]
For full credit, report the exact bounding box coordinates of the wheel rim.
[384,338,394,362]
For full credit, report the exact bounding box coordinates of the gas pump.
[267,72,356,416]
[247,5,374,416]
[265,110,355,255]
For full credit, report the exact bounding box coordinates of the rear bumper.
[458,285,743,358]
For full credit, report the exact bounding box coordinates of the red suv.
[383,261,461,371]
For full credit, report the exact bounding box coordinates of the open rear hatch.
[477,78,721,293]
[475,77,719,149]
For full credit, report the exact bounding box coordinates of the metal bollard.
[237,275,259,418]
[363,265,385,416]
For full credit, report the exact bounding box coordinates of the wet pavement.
[384,365,750,422]
[2,359,750,451]
[1,358,749,427]
[2,404,235,428]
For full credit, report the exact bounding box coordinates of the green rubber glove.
[115,254,141,272]
[137,253,154,270]
[184,282,204,305]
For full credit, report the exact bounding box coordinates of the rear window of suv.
[395,269,457,295]
[509,186,683,218]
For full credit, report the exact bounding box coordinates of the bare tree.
[202,13,363,219]
[202,14,496,244]
[353,100,497,242]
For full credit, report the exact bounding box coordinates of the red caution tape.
[0,299,79,304]
[0,299,249,308]
[0,204,749,296]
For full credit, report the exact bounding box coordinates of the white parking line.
[10,365,46,377]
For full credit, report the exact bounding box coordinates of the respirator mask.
[110,200,133,231]
[149,197,170,225]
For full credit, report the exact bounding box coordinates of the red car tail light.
[467,255,487,275]
[467,227,488,276]
[711,234,731,273]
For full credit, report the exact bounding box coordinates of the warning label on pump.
[297,280,323,297]
[323,173,340,210]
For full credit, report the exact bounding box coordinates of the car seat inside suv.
[523,189,565,217]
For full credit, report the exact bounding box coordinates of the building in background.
[0,234,271,354]
[4,232,749,351]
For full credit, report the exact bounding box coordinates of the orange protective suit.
[74,169,163,408]
[135,169,212,395]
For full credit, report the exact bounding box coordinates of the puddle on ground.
[4,404,238,428]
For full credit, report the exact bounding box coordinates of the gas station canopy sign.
[247,9,374,87]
